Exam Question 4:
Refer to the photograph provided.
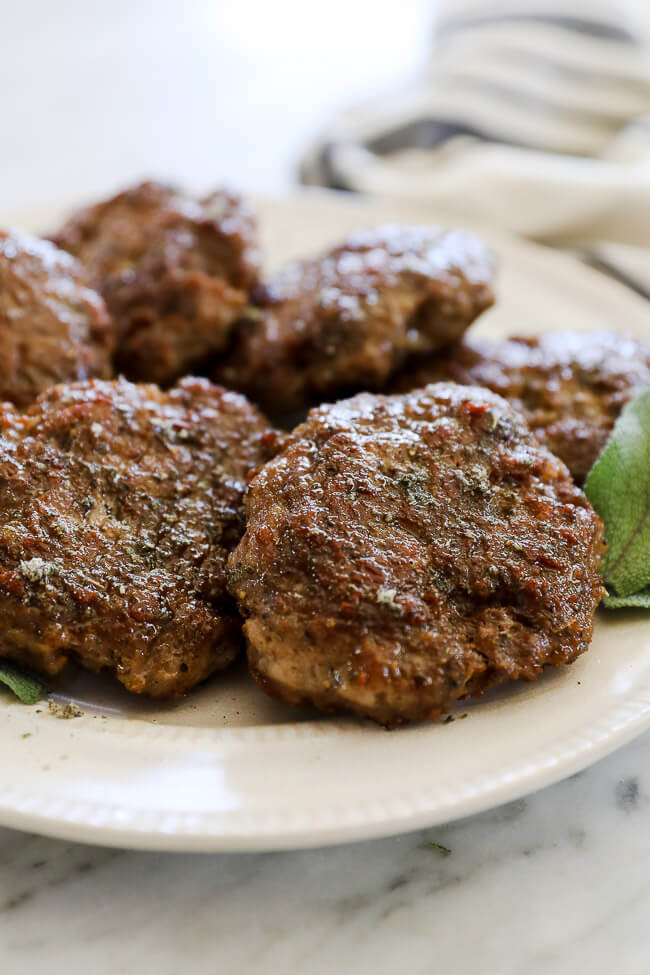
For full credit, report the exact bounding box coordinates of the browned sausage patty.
[216,225,495,414]
[0,377,280,697]
[229,384,604,726]
[51,181,260,386]
[392,331,650,484]
[0,230,112,408]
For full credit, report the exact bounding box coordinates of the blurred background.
[0,0,436,215]
[1,0,649,278]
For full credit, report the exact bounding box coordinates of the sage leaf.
[585,386,650,599]
[0,660,44,705]
[602,590,650,610]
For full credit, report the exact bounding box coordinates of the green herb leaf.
[426,841,452,857]
[602,590,650,610]
[0,661,44,705]
[585,386,650,601]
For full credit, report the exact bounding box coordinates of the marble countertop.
[2,728,650,974]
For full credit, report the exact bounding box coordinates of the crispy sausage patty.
[0,377,279,697]
[51,181,260,386]
[216,225,495,414]
[229,383,604,726]
[0,230,112,408]
[392,331,650,483]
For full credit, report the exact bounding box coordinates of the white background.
[0,0,435,216]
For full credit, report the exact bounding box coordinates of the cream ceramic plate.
[0,190,649,852]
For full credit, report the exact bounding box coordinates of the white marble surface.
[2,730,650,973]
[3,1,650,970]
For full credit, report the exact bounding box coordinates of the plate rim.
[1,680,650,852]
[1,187,649,852]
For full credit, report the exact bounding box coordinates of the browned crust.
[392,331,650,483]
[216,224,496,414]
[0,376,281,697]
[0,230,113,408]
[52,181,261,386]
[229,383,605,726]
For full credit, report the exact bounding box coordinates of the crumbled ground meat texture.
[229,383,605,727]
[51,181,261,386]
[215,224,495,415]
[0,377,281,698]
[0,230,113,408]
[391,331,650,483]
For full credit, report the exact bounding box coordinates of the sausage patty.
[0,377,280,697]
[392,331,650,483]
[51,181,260,386]
[0,230,112,408]
[216,225,495,415]
[229,384,604,726]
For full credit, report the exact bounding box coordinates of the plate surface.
[1,189,649,852]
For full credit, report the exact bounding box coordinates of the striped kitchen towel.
[301,0,650,298]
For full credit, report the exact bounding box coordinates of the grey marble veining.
[2,730,650,974]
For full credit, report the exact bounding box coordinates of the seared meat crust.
[0,377,279,697]
[0,230,112,408]
[51,181,260,386]
[216,225,495,414]
[229,383,604,726]
[392,331,650,483]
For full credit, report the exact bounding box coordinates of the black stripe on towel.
[366,119,515,155]
[301,143,355,191]
[438,13,637,44]
[583,252,650,301]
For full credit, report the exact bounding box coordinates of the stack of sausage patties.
[1,180,630,724]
